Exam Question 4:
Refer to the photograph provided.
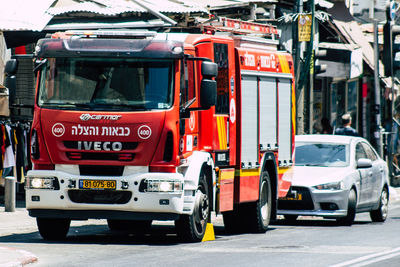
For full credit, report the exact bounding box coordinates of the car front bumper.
[277,186,350,218]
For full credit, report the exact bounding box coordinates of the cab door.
[361,142,384,204]
[355,142,372,206]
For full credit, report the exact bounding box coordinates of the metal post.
[4,176,16,212]
[309,1,315,134]
[295,0,305,135]
[373,20,382,157]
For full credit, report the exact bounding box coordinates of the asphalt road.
[1,200,400,267]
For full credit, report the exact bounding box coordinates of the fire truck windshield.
[38,57,174,111]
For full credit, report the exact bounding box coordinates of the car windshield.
[38,57,174,111]
[295,142,349,167]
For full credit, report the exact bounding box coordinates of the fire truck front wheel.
[37,218,71,241]
[175,169,210,242]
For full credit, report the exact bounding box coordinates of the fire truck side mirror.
[4,59,18,106]
[200,61,217,109]
[200,79,217,109]
[201,61,218,77]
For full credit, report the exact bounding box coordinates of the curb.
[0,247,38,267]
[389,186,400,202]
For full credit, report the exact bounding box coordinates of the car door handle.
[368,172,373,176]
[379,168,383,172]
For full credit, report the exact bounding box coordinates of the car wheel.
[370,187,389,222]
[37,218,71,240]
[175,168,210,242]
[284,215,298,222]
[337,189,357,226]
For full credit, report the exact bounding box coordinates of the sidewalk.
[0,208,38,267]
[1,187,400,267]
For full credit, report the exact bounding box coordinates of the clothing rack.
[0,119,32,189]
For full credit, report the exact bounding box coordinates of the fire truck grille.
[278,187,314,210]
[66,152,135,161]
[68,190,132,204]
[79,165,124,176]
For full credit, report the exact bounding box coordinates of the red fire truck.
[21,19,295,242]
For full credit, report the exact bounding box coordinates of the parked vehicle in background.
[278,135,389,225]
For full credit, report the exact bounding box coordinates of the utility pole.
[308,1,315,134]
[373,19,382,157]
[294,0,305,134]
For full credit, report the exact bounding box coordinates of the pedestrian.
[334,113,359,136]
[321,117,333,134]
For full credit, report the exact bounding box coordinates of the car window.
[355,143,368,161]
[361,142,378,161]
[295,142,348,167]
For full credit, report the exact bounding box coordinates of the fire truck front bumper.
[25,169,186,221]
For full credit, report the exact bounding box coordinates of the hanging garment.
[16,125,26,183]
[0,124,6,175]
[3,125,16,169]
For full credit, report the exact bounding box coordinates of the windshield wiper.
[296,163,325,167]
[91,102,147,110]
[41,102,93,109]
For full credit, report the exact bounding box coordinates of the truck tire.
[175,169,210,242]
[37,218,71,241]
[242,171,272,233]
[107,220,152,233]
[222,208,241,233]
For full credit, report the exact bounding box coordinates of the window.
[214,43,229,114]
[181,58,196,109]
[362,142,378,161]
[38,58,174,111]
[355,143,368,161]
[295,142,348,167]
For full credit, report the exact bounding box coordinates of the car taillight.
[30,129,40,160]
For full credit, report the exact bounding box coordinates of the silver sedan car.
[278,134,389,225]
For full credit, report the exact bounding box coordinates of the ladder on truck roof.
[202,17,279,38]
[202,17,280,50]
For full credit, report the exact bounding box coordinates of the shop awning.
[0,0,208,48]
[327,2,392,88]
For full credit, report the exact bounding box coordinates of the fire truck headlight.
[172,46,183,54]
[26,177,59,190]
[159,181,172,192]
[142,179,183,193]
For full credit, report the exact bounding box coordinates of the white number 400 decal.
[137,125,152,139]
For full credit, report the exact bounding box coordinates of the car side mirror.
[357,158,372,168]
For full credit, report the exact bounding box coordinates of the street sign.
[387,1,396,21]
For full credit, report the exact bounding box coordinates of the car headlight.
[142,179,183,193]
[25,177,59,190]
[313,181,344,190]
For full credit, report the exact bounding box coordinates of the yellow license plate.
[79,179,116,190]
[281,193,302,201]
